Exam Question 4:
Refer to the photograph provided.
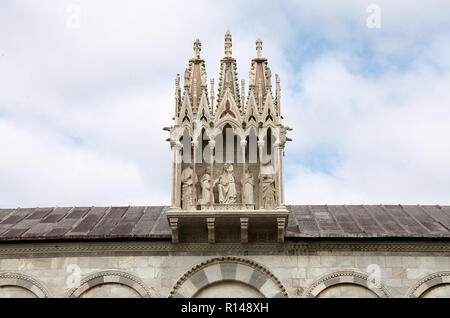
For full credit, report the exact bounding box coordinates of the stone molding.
[0,241,449,258]
[169,257,288,298]
[406,271,450,298]
[0,271,52,298]
[302,270,392,298]
[66,270,153,298]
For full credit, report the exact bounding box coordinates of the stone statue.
[262,173,276,209]
[214,163,237,204]
[249,66,256,86]
[184,68,191,86]
[181,165,197,210]
[265,66,272,86]
[198,173,211,206]
[201,68,207,86]
[242,167,254,205]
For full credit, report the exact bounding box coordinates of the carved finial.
[256,38,263,58]
[224,30,232,57]
[193,39,201,59]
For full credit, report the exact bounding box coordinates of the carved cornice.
[0,241,449,258]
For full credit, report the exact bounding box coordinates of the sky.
[0,0,449,208]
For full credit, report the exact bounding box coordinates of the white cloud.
[1,1,450,207]
[285,47,450,204]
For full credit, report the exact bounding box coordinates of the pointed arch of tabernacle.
[66,270,153,298]
[302,270,392,298]
[169,257,288,298]
[215,89,242,129]
[406,271,450,298]
[0,272,52,298]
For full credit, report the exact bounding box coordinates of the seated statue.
[214,163,237,204]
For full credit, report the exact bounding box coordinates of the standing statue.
[184,68,191,86]
[181,165,197,210]
[198,173,212,206]
[262,173,276,209]
[249,66,256,86]
[242,167,254,205]
[214,163,237,204]
[201,68,207,86]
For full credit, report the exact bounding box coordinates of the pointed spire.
[256,38,263,58]
[224,30,232,57]
[193,38,201,59]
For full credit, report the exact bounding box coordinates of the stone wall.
[0,240,448,298]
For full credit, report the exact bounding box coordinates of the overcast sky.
[1,0,449,208]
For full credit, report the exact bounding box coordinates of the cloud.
[1,1,450,207]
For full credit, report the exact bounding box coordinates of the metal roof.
[0,205,449,241]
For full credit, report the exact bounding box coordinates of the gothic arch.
[0,272,51,298]
[406,271,450,298]
[66,270,152,298]
[169,257,288,298]
[303,270,391,298]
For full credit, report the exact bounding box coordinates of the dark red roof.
[0,205,449,241]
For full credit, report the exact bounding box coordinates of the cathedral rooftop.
[0,205,448,242]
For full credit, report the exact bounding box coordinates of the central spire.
[256,38,263,58]
[224,30,232,58]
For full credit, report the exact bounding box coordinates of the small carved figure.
[214,163,237,204]
[181,165,197,210]
[198,173,211,206]
[242,167,254,205]
[249,66,256,86]
[201,68,207,86]
[265,67,272,86]
[184,68,191,85]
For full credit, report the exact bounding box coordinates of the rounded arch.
[0,272,51,298]
[169,257,288,298]
[303,270,391,298]
[66,270,152,298]
[407,271,450,298]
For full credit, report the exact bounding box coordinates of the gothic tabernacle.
[164,31,292,244]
